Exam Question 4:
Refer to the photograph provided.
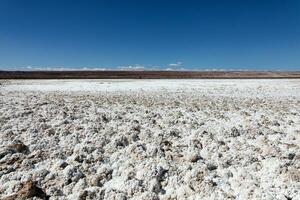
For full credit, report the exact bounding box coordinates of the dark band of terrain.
[1,71,300,79]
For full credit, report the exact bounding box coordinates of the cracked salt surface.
[0,79,299,199]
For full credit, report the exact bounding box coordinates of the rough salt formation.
[0,79,299,200]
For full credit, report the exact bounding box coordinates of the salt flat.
[0,79,299,199]
[2,79,300,96]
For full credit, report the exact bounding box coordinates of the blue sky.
[0,0,299,70]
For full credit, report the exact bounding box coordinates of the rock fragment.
[2,181,49,200]
[231,127,240,137]
[64,166,85,185]
[288,153,295,160]
[7,140,29,154]
[207,164,218,171]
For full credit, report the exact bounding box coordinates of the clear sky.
[0,0,299,70]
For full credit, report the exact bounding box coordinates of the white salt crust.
[0,79,299,199]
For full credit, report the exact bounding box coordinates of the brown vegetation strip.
[1,70,300,79]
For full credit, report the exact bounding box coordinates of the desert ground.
[0,79,299,200]
[1,70,300,79]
